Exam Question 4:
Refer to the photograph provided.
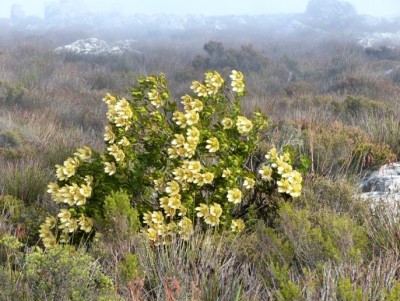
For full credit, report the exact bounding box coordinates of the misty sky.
[0,0,399,18]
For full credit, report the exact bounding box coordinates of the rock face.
[54,38,138,55]
[360,163,400,207]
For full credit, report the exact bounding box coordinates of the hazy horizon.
[0,0,399,19]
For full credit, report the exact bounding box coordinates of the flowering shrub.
[39,70,303,247]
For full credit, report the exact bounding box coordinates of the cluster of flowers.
[259,148,303,198]
[40,69,303,249]
[142,71,254,244]
[39,147,95,248]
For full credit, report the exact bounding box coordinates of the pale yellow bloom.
[277,179,292,194]
[168,194,181,209]
[192,99,204,112]
[243,177,255,189]
[221,117,234,129]
[195,203,209,217]
[172,167,186,182]
[187,126,200,142]
[190,81,208,97]
[265,148,278,161]
[172,111,187,128]
[104,125,116,143]
[148,89,164,108]
[230,70,245,93]
[165,181,180,196]
[203,172,215,184]
[290,183,302,198]
[204,214,219,226]
[74,146,92,161]
[188,161,202,173]
[181,94,193,111]
[118,136,130,147]
[102,93,117,105]
[227,188,242,204]
[259,165,273,180]
[236,116,253,134]
[143,212,153,225]
[231,219,245,233]
[107,144,125,162]
[151,211,164,224]
[171,134,186,148]
[206,137,220,153]
[147,227,158,241]
[185,110,199,126]
[104,161,117,175]
[209,203,223,218]
[168,147,179,159]
[79,214,93,233]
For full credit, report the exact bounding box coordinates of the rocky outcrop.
[360,163,400,208]
[54,38,139,55]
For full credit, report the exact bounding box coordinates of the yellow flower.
[195,203,209,217]
[168,194,181,209]
[290,183,302,198]
[107,144,125,162]
[259,165,273,180]
[171,134,186,148]
[168,147,179,159]
[102,93,117,105]
[277,179,292,194]
[188,160,202,173]
[39,226,57,248]
[181,94,193,111]
[58,209,71,224]
[227,188,242,204]
[79,214,93,233]
[148,89,164,108]
[221,117,234,129]
[79,183,92,198]
[151,211,164,224]
[187,126,200,142]
[230,70,245,93]
[165,181,180,196]
[193,173,205,186]
[147,227,158,241]
[209,203,223,218]
[104,161,117,175]
[265,148,278,161]
[47,182,59,198]
[203,172,215,184]
[185,110,199,126]
[178,217,193,239]
[172,111,187,128]
[173,167,186,182]
[192,99,204,112]
[231,219,245,233]
[190,81,208,97]
[44,216,57,229]
[288,170,303,184]
[74,146,92,161]
[118,136,130,147]
[143,212,153,225]
[206,137,220,153]
[205,71,224,95]
[236,116,253,134]
[230,70,244,81]
[243,177,255,189]
[204,214,219,226]
[104,125,116,143]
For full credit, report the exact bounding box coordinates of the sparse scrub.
[0,24,400,300]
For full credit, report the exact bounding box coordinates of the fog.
[0,0,399,19]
